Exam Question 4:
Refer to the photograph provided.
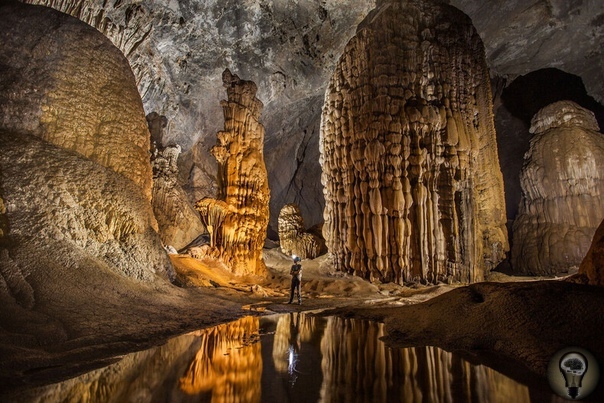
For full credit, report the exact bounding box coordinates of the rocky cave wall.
[320,0,508,284]
[511,101,604,276]
[195,70,270,276]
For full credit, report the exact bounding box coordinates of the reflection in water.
[5,314,548,402]
[179,316,262,402]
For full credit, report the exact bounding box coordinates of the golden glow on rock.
[195,69,270,276]
[179,316,262,401]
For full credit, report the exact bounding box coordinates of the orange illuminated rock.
[195,70,270,276]
[320,0,508,284]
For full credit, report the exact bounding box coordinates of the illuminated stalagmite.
[195,70,270,275]
[278,204,325,259]
[320,0,508,284]
[512,101,604,276]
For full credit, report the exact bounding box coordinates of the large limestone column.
[320,0,508,284]
[512,101,604,276]
[196,70,270,276]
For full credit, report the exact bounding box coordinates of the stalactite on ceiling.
[320,0,508,284]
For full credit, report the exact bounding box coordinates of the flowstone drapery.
[195,70,270,276]
[320,0,508,284]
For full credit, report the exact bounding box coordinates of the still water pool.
[11,313,553,402]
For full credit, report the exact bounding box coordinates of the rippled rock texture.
[511,101,604,276]
[0,1,169,278]
[195,70,270,276]
[278,203,325,259]
[2,1,153,200]
[0,2,185,366]
[320,0,508,284]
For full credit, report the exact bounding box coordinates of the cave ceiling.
[22,0,604,234]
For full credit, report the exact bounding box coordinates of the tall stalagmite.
[320,0,508,284]
[196,70,270,276]
[512,101,604,276]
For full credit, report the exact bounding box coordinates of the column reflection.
[5,313,540,402]
[179,316,262,402]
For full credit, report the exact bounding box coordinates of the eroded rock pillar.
[196,70,270,276]
[320,0,508,284]
[512,101,604,276]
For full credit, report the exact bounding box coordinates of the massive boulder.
[320,0,508,284]
[0,1,169,280]
[511,101,604,276]
[0,1,185,363]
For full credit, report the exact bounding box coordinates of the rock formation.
[0,0,169,278]
[149,112,205,250]
[578,219,604,287]
[1,132,173,281]
[278,204,325,259]
[512,101,604,276]
[25,0,604,239]
[320,0,508,284]
[0,3,186,368]
[195,70,270,276]
[1,0,153,201]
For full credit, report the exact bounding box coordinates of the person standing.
[288,256,302,305]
